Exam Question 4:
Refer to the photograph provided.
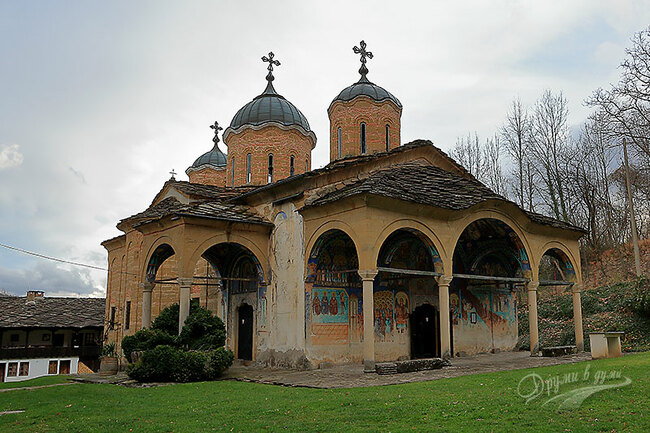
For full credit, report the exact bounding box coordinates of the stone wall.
[187,166,226,187]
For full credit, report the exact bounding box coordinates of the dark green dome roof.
[330,76,401,111]
[229,81,311,132]
[191,144,227,168]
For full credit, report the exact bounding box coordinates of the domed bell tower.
[185,121,228,187]
[328,41,402,162]
[223,52,316,187]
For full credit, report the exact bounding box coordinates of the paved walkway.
[0,382,77,393]
[224,351,592,388]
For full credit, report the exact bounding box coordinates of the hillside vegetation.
[517,277,650,352]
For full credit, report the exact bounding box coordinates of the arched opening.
[290,155,295,176]
[145,244,175,283]
[376,229,443,361]
[267,153,274,183]
[451,218,531,355]
[539,247,577,287]
[360,122,367,154]
[197,243,265,359]
[305,230,361,353]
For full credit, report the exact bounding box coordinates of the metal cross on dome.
[353,40,373,79]
[210,120,223,144]
[261,52,281,82]
[169,169,177,179]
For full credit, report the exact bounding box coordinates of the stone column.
[437,275,453,359]
[358,269,378,372]
[140,282,155,329]
[527,281,540,355]
[178,278,193,335]
[572,283,585,352]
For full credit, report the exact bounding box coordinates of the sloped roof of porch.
[304,162,585,233]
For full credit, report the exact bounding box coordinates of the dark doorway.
[410,304,440,359]
[0,363,5,382]
[237,304,254,360]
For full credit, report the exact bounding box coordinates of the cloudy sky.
[0,1,648,297]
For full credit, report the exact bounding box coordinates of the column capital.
[526,281,539,291]
[140,282,155,292]
[177,277,194,288]
[571,283,584,293]
[436,275,453,287]
[358,269,378,281]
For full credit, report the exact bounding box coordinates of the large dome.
[330,76,402,112]
[229,82,311,132]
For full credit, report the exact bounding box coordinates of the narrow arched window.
[385,124,390,151]
[337,127,342,158]
[267,154,274,183]
[360,122,367,154]
[305,158,309,173]
[231,158,235,186]
[290,155,295,176]
[246,153,252,184]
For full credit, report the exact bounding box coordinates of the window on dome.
[268,154,274,184]
[305,158,309,173]
[385,125,390,151]
[231,158,235,186]
[360,123,367,154]
[246,154,252,184]
[290,155,295,176]
[337,127,342,158]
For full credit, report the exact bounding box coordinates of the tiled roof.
[305,162,585,233]
[0,296,105,329]
[125,197,271,227]
[150,180,256,205]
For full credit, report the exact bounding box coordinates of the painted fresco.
[348,289,363,343]
[258,285,267,328]
[311,288,348,323]
[373,289,409,341]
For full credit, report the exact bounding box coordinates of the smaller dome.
[188,144,227,171]
[330,77,402,111]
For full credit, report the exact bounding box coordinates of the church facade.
[102,43,586,370]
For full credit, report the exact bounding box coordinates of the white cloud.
[0,144,23,169]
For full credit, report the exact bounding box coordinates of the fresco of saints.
[312,292,321,316]
[321,292,329,315]
[329,292,339,316]
[395,294,409,329]
[340,292,345,312]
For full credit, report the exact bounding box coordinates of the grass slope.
[517,280,650,352]
[0,353,648,432]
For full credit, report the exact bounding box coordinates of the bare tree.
[529,90,571,221]
[483,134,508,197]
[587,26,650,160]
[501,98,533,208]
[451,132,485,179]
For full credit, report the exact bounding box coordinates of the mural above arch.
[453,218,532,280]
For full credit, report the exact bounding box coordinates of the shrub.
[627,277,650,318]
[151,303,181,335]
[121,329,177,362]
[206,347,235,379]
[126,345,185,382]
[179,307,226,350]
[174,351,209,383]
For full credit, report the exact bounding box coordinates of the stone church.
[103,42,586,370]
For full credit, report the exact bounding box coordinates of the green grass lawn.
[0,353,648,432]
[0,375,69,390]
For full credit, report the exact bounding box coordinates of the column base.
[363,360,376,373]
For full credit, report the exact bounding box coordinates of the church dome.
[189,144,227,169]
[330,77,402,111]
[229,81,311,132]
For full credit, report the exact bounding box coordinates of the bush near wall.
[123,304,234,383]
[517,277,650,352]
